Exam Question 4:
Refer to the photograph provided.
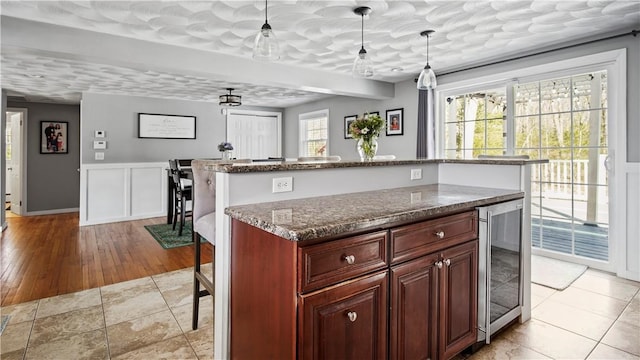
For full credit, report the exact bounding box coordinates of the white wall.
[283,79,419,160]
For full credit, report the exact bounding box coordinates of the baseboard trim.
[26,208,80,216]
[79,212,165,227]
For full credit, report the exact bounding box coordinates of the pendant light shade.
[253,0,280,61]
[352,6,373,78]
[417,30,437,90]
[219,88,241,107]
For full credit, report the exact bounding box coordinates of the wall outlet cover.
[272,177,293,193]
[411,168,423,180]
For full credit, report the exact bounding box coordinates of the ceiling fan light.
[417,64,437,90]
[219,88,242,107]
[253,22,280,61]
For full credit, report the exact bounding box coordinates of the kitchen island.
[191,158,544,359]
[225,184,524,359]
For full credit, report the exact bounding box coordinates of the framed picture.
[138,113,196,139]
[364,111,379,119]
[386,108,404,136]
[344,115,357,139]
[40,121,68,154]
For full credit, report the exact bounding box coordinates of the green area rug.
[145,221,196,249]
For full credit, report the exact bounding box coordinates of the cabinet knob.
[343,255,356,265]
[347,311,357,322]
[444,258,451,266]
[434,231,445,239]
[435,261,443,269]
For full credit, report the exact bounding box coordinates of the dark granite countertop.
[225,184,524,242]
[192,158,547,174]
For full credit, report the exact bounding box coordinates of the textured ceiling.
[1,1,639,107]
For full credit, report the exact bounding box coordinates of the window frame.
[298,109,329,157]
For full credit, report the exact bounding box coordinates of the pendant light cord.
[426,34,430,66]
[264,0,268,24]
[360,13,364,50]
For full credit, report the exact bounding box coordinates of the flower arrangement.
[218,142,234,152]
[348,113,385,140]
[349,113,385,161]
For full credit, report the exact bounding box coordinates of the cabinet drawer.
[299,230,388,293]
[390,211,477,264]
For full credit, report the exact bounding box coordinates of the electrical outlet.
[95,152,104,160]
[410,168,422,180]
[272,177,293,193]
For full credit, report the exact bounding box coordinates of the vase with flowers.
[218,141,234,161]
[349,113,385,161]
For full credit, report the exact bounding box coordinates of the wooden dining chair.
[169,159,193,236]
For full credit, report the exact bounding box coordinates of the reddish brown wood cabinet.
[390,212,478,360]
[299,271,388,360]
[230,210,478,360]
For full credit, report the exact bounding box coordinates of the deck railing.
[530,157,608,201]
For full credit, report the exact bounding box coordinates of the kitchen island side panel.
[230,219,297,360]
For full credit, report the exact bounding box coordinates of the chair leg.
[172,202,178,230]
[179,197,186,236]
[192,231,201,330]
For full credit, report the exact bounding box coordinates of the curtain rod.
[435,29,638,78]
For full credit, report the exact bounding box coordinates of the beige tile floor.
[1,266,638,359]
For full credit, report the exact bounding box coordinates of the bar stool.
[190,160,216,330]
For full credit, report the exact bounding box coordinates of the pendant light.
[253,0,280,61]
[219,88,241,107]
[417,30,437,90]
[352,6,373,78]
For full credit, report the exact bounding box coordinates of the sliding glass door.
[439,70,612,268]
[515,72,609,264]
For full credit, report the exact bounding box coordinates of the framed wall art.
[386,108,404,136]
[138,113,196,139]
[40,121,68,154]
[364,111,379,119]
[344,115,357,139]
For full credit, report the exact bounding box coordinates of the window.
[443,89,506,159]
[299,109,329,157]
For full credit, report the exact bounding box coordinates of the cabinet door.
[439,240,478,360]
[299,271,388,360]
[390,253,439,360]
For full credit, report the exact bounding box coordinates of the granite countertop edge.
[192,158,548,173]
[225,192,523,242]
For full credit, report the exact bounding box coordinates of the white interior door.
[8,111,23,214]
[226,110,281,159]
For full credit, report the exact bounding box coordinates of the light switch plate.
[95,152,104,160]
[93,140,107,149]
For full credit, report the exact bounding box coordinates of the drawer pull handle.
[435,231,445,239]
[435,261,443,269]
[443,258,451,266]
[343,255,356,265]
[347,311,357,322]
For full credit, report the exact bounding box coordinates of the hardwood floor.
[0,212,213,307]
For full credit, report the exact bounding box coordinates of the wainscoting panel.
[131,166,164,217]
[80,162,167,226]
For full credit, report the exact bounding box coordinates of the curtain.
[416,89,435,158]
